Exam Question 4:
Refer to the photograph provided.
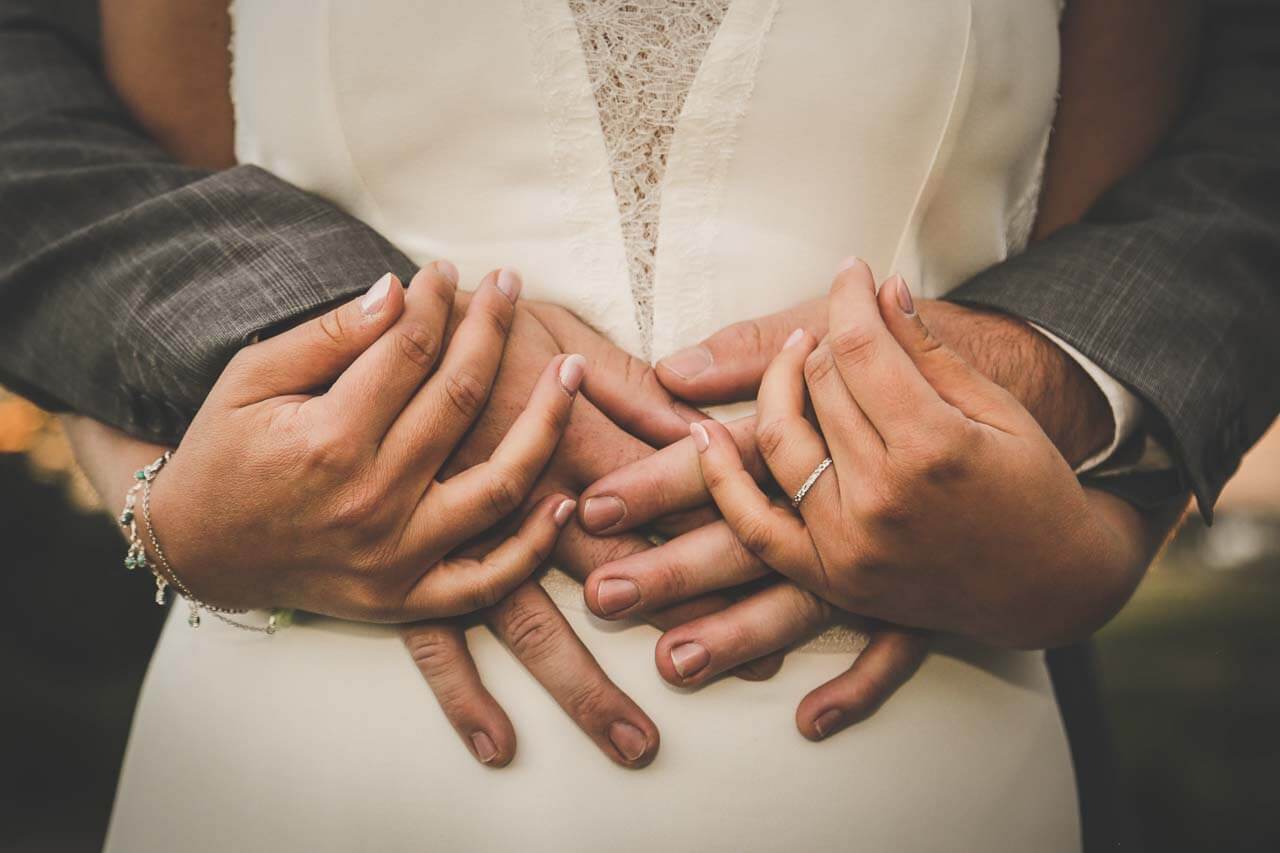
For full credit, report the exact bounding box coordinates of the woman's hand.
[690,259,1165,649]
[148,262,579,622]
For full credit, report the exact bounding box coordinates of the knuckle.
[317,307,348,347]
[858,483,913,528]
[562,681,612,723]
[501,600,564,662]
[754,417,790,462]
[461,569,512,613]
[728,319,766,356]
[736,512,776,557]
[443,369,489,420]
[394,321,441,370]
[303,426,360,475]
[402,630,455,675]
[828,327,878,368]
[803,347,839,386]
[482,474,525,519]
[657,560,691,602]
[477,296,514,338]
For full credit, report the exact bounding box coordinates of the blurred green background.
[0,389,1277,852]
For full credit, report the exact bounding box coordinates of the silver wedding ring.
[791,457,833,508]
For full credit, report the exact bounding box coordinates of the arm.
[0,0,414,443]
[950,2,1280,519]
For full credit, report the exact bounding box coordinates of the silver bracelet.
[120,451,285,635]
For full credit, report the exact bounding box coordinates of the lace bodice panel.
[569,0,731,356]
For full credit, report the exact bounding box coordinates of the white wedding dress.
[107,1,1081,850]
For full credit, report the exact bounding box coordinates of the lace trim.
[568,0,731,357]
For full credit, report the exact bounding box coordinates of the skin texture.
[84,0,1197,755]
[693,262,1171,648]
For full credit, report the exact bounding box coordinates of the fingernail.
[659,345,712,381]
[608,721,649,762]
[670,641,710,678]
[471,731,498,764]
[813,709,843,740]
[553,498,577,527]
[783,328,805,350]
[361,273,392,315]
[434,259,459,286]
[690,421,710,453]
[596,578,640,615]
[559,353,586,394]
[893,275,915,316]
[581,496,626,531]
[496,267,522,303]
[837,255,862,274]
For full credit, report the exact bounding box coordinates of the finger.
[795,626,931,741]
[755,329,833,500]
[555,520,790,681]
[487,581,660,768]
[398,494,574,620]
[318,262,458,439]
[412,355,580,548]
[377,268,522,483]
[526,302,702,446]
[691,418,818,575]
[401,621,516,767]
[584,521,769,620]
[577,416,763,535]
[654,582,832,687]
[655,298,828,403]
[878,275,1023,431]
[802,338,880,487]
[825,258,949,437]
[219,271,406,405]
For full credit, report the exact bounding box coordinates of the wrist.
[919,300,1113,466]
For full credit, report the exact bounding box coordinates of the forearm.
[0,1,413,443]
[950,5,1280,518]
[919,299,1112,468]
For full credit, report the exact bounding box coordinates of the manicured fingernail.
[813,709,843,739]
[659,345,712,380]
[361,273,392,315]
[596,578,640,615]
[783,328,805,350]
[471,731,498,764]
[608,721,649,762]
[690,421,710,453]
[670,641,710,678]
[581,496,626,531]
[893,275,915,316]
[559,353,586,394]
[496,267,522,302]
[434,259,459,286]
[837,255,862,274]
[553,498,577,527]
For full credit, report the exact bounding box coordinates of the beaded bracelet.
[120,452,287,635]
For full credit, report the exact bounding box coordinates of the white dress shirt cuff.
[1029,323,1143,473]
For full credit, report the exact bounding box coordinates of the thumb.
[877,275,1021,428]
[218,271,410,405]
[655,298,827,403]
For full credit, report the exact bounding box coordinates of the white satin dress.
[107,2,1082,850]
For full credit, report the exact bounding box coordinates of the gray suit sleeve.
[0,0,415,444]
[948,3,1280,521]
